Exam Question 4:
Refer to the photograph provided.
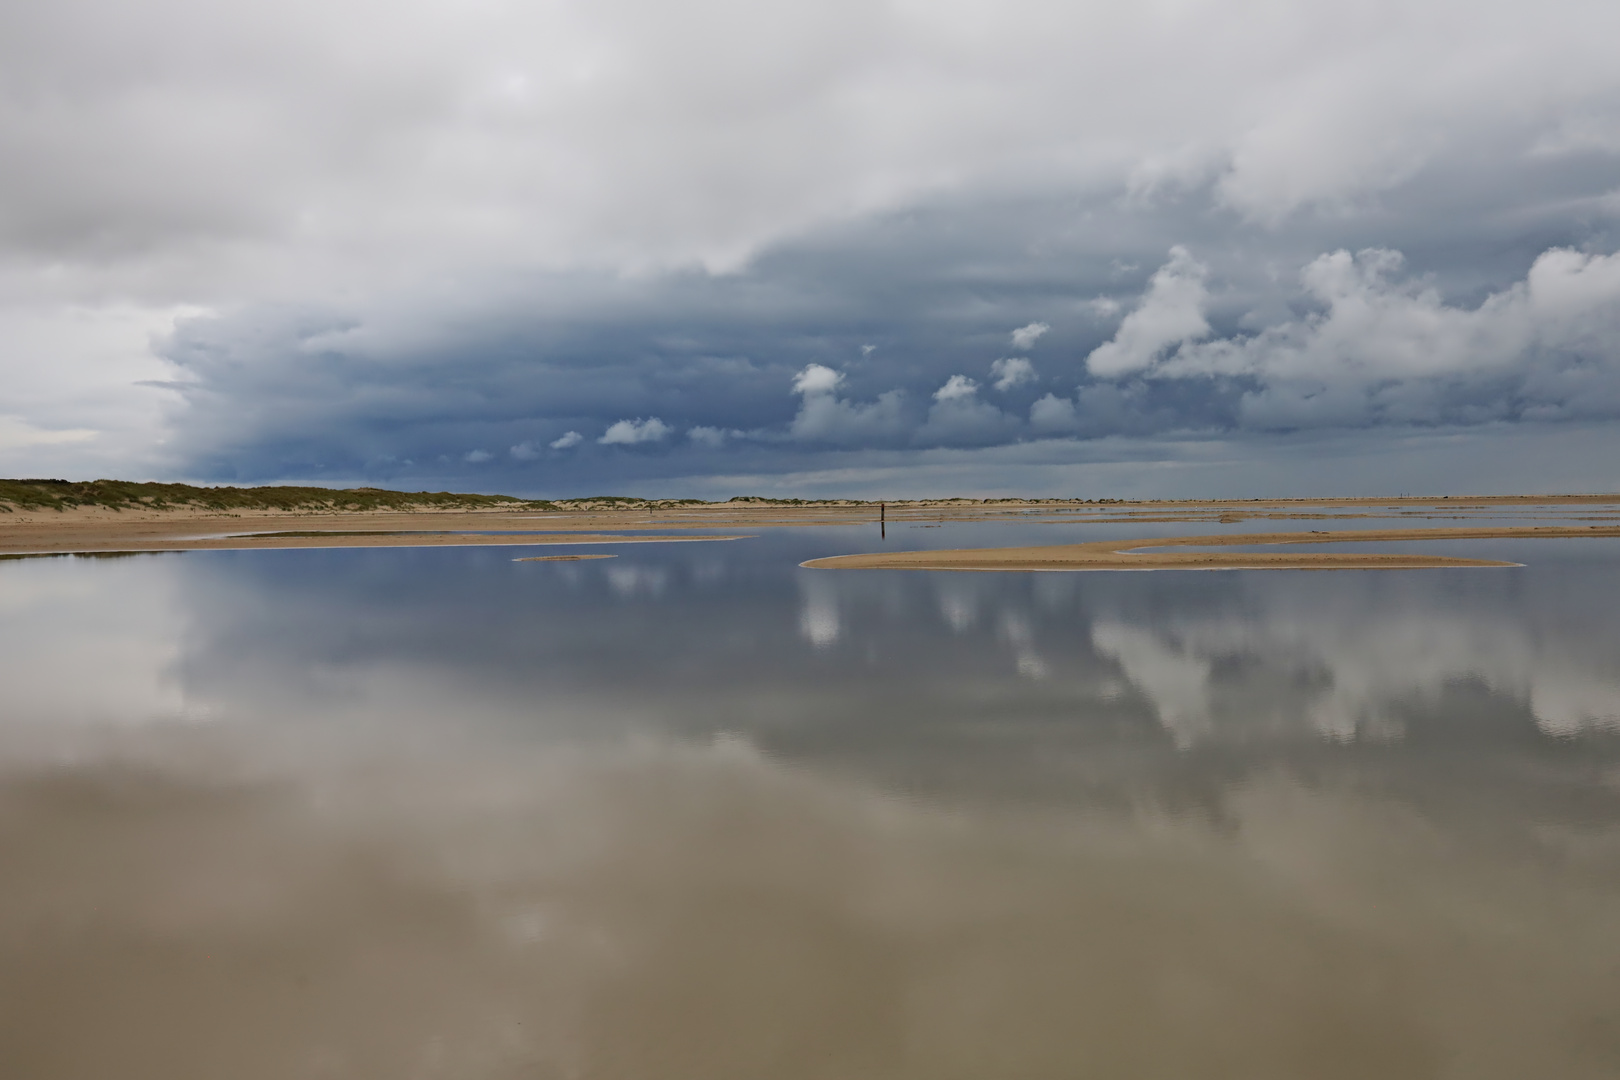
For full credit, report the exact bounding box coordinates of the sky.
[4,0,1620,498]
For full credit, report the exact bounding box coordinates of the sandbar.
[513,553,617,562]
[801,525,1620,572]
[0,518,750,557]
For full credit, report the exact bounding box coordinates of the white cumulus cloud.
[792,363,844,395]
[1086,246,1212,379]
[599,417,672,445]
[789,363,904,444]
[1092,244,1620,430]
[918,374,1013,445]
[990,357,1036,391]
[1010,322,1050,350]
[549,431,584,450]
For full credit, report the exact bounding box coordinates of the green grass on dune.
[0,478,1126,514]
[0,479,561,514]
[0,481,857,514]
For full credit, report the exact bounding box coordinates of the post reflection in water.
[2,531,1619,1079]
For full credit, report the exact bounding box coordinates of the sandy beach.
[0,507,755,556]
[0,499,927,556]
[5,494,1620,559]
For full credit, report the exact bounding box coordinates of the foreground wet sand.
[3,737,1618,1080]
[6,524,1620,1077]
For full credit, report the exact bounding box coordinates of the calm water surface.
[3,521,1620,1079]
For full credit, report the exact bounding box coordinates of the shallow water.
[3,523,1620,1079]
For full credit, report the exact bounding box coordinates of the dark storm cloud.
[162,155,1620,495]
[157,193,1237,492]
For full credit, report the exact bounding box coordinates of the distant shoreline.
[4,487,1620,558]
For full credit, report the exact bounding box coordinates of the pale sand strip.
[0,529,749,557]
[801,525,1620,572]
[512,553,617,562]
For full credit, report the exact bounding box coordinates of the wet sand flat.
[0,518,751,557]
[801,524,1620,571]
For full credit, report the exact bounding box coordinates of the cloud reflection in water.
[2,537,1620,1076]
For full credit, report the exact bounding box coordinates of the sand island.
[799,525,1620,572]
